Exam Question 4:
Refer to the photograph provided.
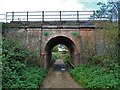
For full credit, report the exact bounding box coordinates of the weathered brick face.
[5,27,95,68]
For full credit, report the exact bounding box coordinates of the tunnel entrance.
[44,36,79,68]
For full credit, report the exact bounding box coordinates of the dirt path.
[40,59,81,89]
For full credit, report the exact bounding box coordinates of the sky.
[0,0,108,14]
[0,0,108,22]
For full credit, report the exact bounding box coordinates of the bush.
[70,64,120,89]
[52,45,58,52]
[51,52,58,64]
[3,65,47,88]
[2,37,47,89]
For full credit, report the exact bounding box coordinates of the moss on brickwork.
[71,31,78,37]
[43,32,49,36]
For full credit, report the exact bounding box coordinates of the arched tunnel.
[44,36,79,68]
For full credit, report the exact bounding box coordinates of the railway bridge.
[2,11,95,68]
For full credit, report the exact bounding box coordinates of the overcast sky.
[0,0,108,22]
[0,0,108,14]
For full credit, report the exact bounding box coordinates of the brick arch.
[43,36,79,68]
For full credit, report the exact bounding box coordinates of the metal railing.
[5,11,94,22]
[0,14,6,22]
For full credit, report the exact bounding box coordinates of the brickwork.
[4,22,95,68]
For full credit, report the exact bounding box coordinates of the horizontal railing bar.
[0,19,5,20]
[14,15,42,16]
[4,11,96,22]
[6,11,93,13]
[28,14,42,16]
[6,14,92,16]
[0,14,5,15]
[6,14,92,17]
[6,12,28,13]
[27,11,42,13]
[43,18,78,19]
[43,14,61,16]
[17,18,42,20]
[7,15,42,17]
[44,11,77,12]
[8,19,41,20]
[8,17,109,19]
[59,14,77,16]
[60,11,93,12]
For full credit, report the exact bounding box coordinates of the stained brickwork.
[4,22,95,68]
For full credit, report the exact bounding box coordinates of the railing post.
[42,11,44,22]
[6,12,7,23]
[12,12,14,21]
[27,11,28,21]
[60,11,61,21]
[77,11,79,21]
[60,11,61,26]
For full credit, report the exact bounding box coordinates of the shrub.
[70,64,120,89]
[52,45,58,52]
[51,52,58,64]
[2,37,47,89]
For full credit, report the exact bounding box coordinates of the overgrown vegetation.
[51,46,59,64]
[51,52,58,64]
[2,37,47,89]
[52,45,69,64]
[70,64,120,89]
[69,20,119,89]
